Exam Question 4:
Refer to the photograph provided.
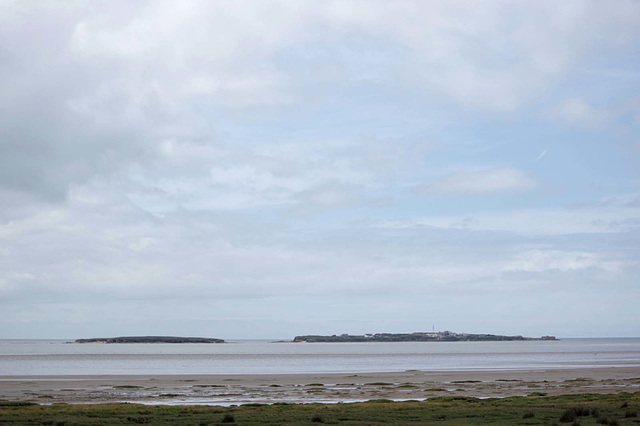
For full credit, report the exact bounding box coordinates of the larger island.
[293,331,557,342]
[75,336,225,343]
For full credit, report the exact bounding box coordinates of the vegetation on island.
[293,331,557,342]
[74,336,225,343]
[1,392,637,424]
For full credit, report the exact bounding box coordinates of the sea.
[1,338,639,376]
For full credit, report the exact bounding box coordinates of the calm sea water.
[1,338,639,376]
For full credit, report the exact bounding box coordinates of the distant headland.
[75,336,225,343]
[293,331,557,343]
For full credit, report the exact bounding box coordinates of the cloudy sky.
[1,1,639,339]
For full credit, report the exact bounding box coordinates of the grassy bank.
[1,392,639,425]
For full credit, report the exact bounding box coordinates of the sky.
[1,1,639,339]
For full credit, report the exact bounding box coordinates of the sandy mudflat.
[1,367,639,406]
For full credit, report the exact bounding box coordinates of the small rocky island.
[293,331,557,343]
[75,336,225,343]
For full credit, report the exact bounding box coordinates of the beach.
[2,367,639,406]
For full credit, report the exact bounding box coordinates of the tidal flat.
[2,368,640,406]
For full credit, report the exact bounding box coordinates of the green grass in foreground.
[1,392,639,425]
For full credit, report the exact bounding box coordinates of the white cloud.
[2,190,638,337]
[1,1,639,338]
[377,206,640,235]
[550,98,608,126]
[2,0,638,206]
[126,136,428,212]
[504,250,623,273]
[318,0,640,110]
[420,168,537,195]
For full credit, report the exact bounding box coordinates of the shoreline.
[2,366,639,406]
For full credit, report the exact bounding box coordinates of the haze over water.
[2,339,639,376]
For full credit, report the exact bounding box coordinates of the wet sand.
[2,367,639,406]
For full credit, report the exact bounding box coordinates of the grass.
[1,392,639,424]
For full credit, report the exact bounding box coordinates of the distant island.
[293,331,557,343]
[75,336,225,344]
